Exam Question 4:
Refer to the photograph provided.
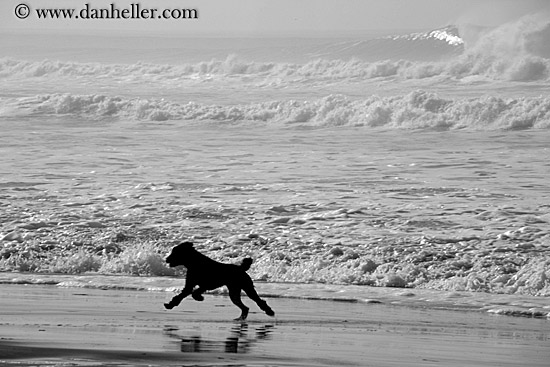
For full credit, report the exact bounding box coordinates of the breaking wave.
[1,14,548,130]
[0,53,547,85]
[3,90,550,130]
[455,14,550,81]
[1,16,549,84]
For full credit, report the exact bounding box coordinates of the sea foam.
[2,15,549,83]
[1,18,548,130]
[3,91,549,130]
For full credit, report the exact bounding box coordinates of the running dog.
[164,241,275,321]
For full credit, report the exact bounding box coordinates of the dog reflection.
[166,323,274,354]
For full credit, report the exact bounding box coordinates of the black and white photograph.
[1,0,549,365]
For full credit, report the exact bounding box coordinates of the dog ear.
[179,241,194,248]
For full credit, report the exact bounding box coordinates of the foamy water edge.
[1,272,548,319]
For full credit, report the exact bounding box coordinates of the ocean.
[1,15,549,318]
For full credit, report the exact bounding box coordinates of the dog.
[164,241,275,321]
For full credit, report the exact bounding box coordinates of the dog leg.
[229,288,249,321]
[244,285,275,317]
[164,286,193,309]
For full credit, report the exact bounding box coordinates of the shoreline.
[1,271,549,319]
[1,284,548,366]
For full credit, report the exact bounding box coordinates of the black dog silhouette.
[164,241,275,321]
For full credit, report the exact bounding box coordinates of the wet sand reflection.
[164,323,275,354]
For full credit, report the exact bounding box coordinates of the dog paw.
[164,303,175,310]
[234,309,249,322]
[265,309,275,317]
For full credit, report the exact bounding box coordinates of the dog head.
[165,241,195,267]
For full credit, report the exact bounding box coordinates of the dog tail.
[240,257,253,271]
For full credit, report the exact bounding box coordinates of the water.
[1,15,549,318]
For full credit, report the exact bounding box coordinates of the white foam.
[4,90,549,130]
[1,273,548,319]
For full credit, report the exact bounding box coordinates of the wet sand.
[0,285,548,366]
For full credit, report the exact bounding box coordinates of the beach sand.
[0,285,548,366]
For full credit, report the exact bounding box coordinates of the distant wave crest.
[3,91,549,130]
[1,16,548,84]
[1,53,548,84]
